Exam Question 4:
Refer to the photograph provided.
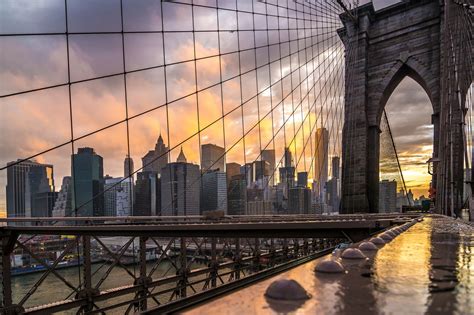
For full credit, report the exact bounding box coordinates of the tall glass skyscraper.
[161,149,200,216]
[314,128,329,203]
[6,159,55,217]
[201,144,225,172]
[71,147,104,217]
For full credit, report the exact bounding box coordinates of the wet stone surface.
[184,215,474,315]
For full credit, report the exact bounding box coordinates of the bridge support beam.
[338,1,447,213]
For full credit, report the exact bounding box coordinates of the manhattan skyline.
[0,0,434,217]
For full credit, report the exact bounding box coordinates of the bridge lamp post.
[426,157,440,176]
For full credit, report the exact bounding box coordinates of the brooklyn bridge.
[0,0,472,314]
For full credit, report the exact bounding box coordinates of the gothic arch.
[368,57,439,128]
[339,0,443,213]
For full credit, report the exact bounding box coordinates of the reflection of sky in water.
[373,218,432,314]
[185,216,474,315]
[456,232,474,314]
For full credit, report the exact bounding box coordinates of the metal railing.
[0,214,417,314]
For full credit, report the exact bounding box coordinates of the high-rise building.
[124,155,134,180]
[6,159,55,217]
[261,149,276,185]
[52,176,72,217]
[201,144,225,172]
[254,160,270,182]
[241,163,255,188]
[326,156,341,213]
[314,128,329,203]
[71,147,104,217]
[226,162,241,184]
[161,149,200,216]
[297,172,308,187]
[134,171,160,216]
[104,176,119,216]
[332,156,340,179]
[379,180,397,213]
[239,160,271,190]
[142,134,169,177]
[104,177,133,217]
[284,147,293,168]
[288,186,312,214]
[407,189,414,206]
[396,189,409,211]
[279,147,295,199]
[176,147,187,163]
[227,174,247,215]
[33,191,58,217]
[201,170,227,213]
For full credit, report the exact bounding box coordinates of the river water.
[12,260,201,313]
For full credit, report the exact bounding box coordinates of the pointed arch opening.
[379,76,433,212]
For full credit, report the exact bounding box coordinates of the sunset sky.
[0,0,434,217]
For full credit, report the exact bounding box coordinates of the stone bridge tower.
[338,0,468,214]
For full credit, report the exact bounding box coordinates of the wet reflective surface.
[184,216,474,315]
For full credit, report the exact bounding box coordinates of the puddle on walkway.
[184,216,474,315]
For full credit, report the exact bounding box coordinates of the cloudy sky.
[0,0,432,216]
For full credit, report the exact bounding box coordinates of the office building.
[379,180,397,213]
[104,177,133,217]
[261,149,276,185]
[33,192,58,217]
[254,160,271,182]
[6,159,55,217]
[201,170,227,213]
[142,134,169,177]
[71,147,104,217]
[227,174,247,215]
[134,171,160,216]
[279,147,295,198]
[297,172,308,187]
[52,176,72,217]
[288,186,312,214]
[161,149,200,216]
[124,155,134,180]
[314,128,329,203]
[226,162,241,184]
[201,144,225,172]
[326,156,341,213]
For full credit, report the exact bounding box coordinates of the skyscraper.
[134,171,160,216]
[314,128,329,203]
[123,155,134,212]
[104,176,120,216]
[379,180,397,213]
[142,134,169,177]
[161,149,200,216]
[6,159,55,217]
[52,176,72,217]
[71,147,104,217]
[326,156,341,213]
[124,155,134,180]
[289,186,312,214]
[261,149,276,185]
[227,174,247,215]
[284,147,293,168]
[297,172,308,187]
[201,144,225,172]
[279,147,295,199]
[201,170,227,213]
[226,162,241,184]
[104,176,133,217]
